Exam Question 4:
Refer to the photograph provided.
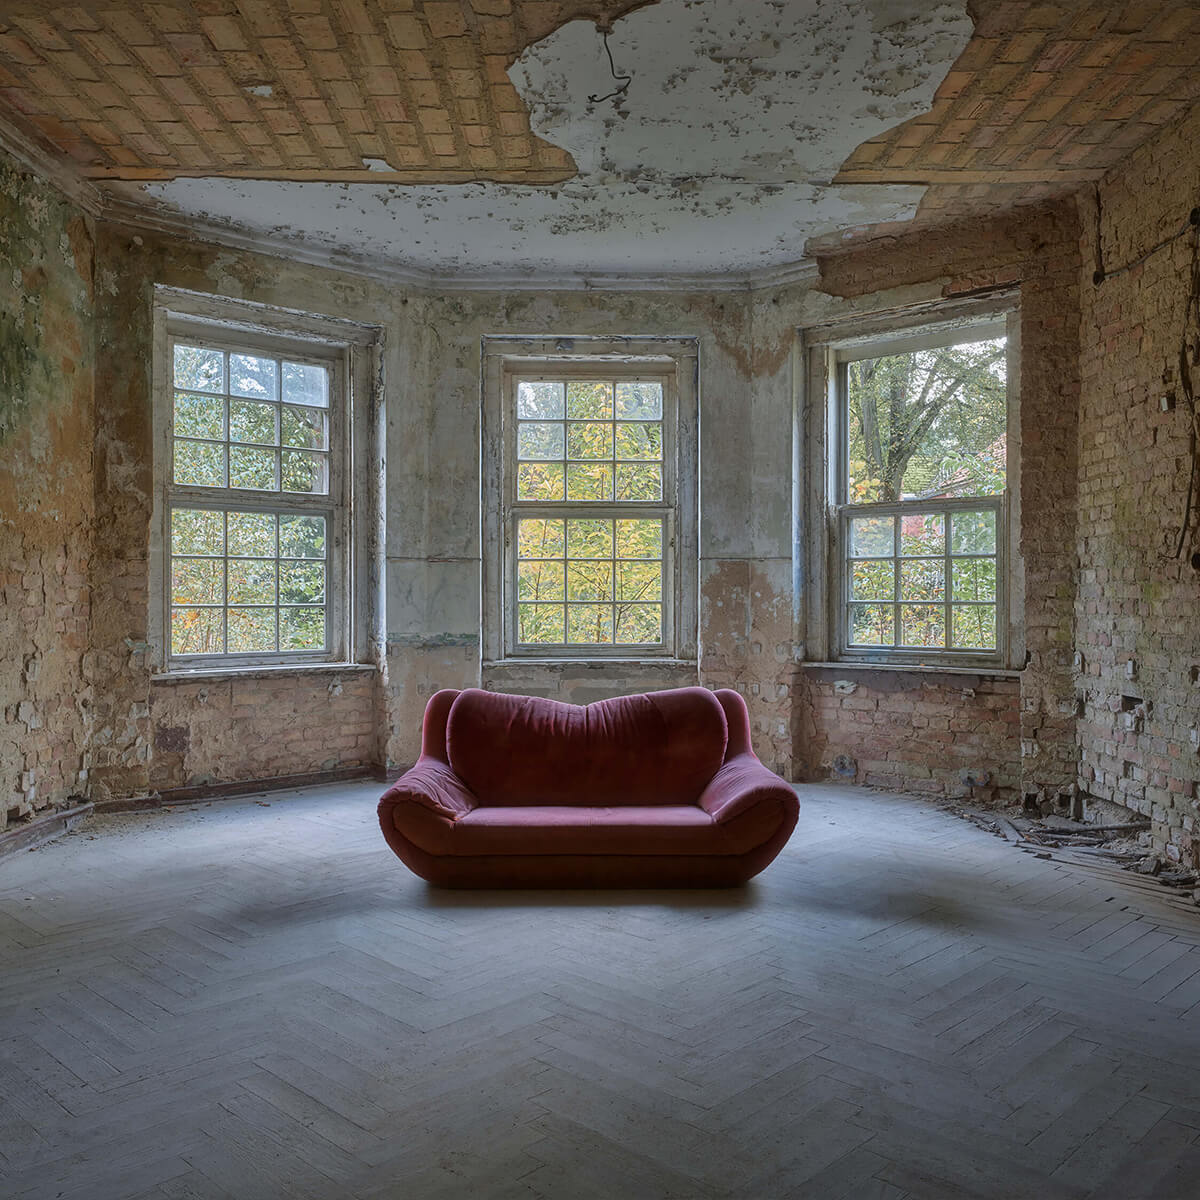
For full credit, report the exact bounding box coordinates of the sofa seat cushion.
[446,686,727,808]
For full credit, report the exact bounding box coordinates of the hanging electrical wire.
[1169,223,1200,560]
[588,28,632,105]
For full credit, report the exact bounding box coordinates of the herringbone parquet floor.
[3,782,1200,1200]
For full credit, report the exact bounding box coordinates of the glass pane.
[230,445,277,490]
[227,511,276,557]
[900,512,944,557]
[174,439,225,487]
[173,344,223,393]
[517,422,564,461]
[616,519,662,560]
[517,560,565,601]
[615,603,661,644]
[567,562,613,602]
[174,392,224,440]
[615,464,662,501]
[518,603,564,644]
[230,353,278,400]
[229,399,276,445]
[566,422,612,460]
[899,560,945,602]
[281,449,329,494]
[228,607,276,653]
[517,518,564,559]
[952,557,997,603]
[567,605,614,644]
[281,405,328,450]
[228,558,276,604]
[517,463,565,501]
[171,558,223,606]
[281,606,326,650]
[282,361,328,407]
[849,515,894,558]
[900,604,946,648]
[279,515,326,559]
[951,510,997,555]
[517,380,564,420]
[952,605,997,650]
[616,561,661,602]
[171,607,224,655]
[615,422,662,460]
[849,559,894,602]
[616,380,662,420]
[280,560,325,604]
[566,381,612,420]
[566,463,613,501]
[566,519,613,559]
[849,604,894,646]
[171,508,224,556]
[845,336,1006,502]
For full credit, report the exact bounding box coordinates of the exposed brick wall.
[0,149,94,831]
[1076,101,1200,866]
[812,198,1084,803]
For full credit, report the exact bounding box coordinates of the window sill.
[150,662,377,685]
[483,658,699,673]
[801,661,1021,679]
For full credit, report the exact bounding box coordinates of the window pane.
[567,605,614,644]
[845,336,1006,502]
[567,562,613,602]
[228,607,276,652]
[280,606,326,650]
[566,422,612,460]
[849,515,894,558]
[229,399,276,445]
[280,561,325,604]
[279,515,326,559]
[849,604,894,646]
[616,380,662,420]
[518,603,564,644]
[517,462,565,501]
[952,605,996,650]
[615,604,661,644]
[900,604,946,647]
[566,463,613,501]
[517,518,565,559]
[227,511,276,557]
[174,439,225,487]
[616,519,662,560]
[518,560,565,601]
[899,560,945,602]
[281,449,329,494]
[566,381,612,419]
[850,559,893,602]
[616,561,661,602]
[281,405,328,450]
[171,607,224,655]
[230,354,278,400]
[517,422,564,461]
[174,345,223,393]
[230,445,277,490]
[615,464,662,501]
[172,558,223,606]
[900,512,944,557]
[228,558,276,604]
[615,423,662,460]
[566,519,613,559]
[517,380,564,420]
[282,361,328,407]
[952,557,997,602]
[174,392,224,440]
[951,510,997,555]
[172,508,224,555]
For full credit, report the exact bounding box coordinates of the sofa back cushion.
[446,687,728,807]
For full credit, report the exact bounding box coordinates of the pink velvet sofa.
[377,686,799,887]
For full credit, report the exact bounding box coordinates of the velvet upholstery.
[378,687,798,888]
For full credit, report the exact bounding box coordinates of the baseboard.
[0,802,95,861]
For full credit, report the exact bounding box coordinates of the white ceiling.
[112,0,973,285]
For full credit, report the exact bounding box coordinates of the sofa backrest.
[445,687,728,807]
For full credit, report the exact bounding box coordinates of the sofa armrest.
[378,759,478,824]
[698,754,798,826]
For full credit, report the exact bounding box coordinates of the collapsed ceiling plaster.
[117,0,974,283]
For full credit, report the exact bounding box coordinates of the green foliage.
[228,511,275,557]
[230,446,276,490]
[616,381,662,420]
[281,606,325,649]
[566,380,612,419]
[230,399,275,445]
[174,344,223,393]
[174,438,225,487]
[172,508,224,555]
[230,353,277,400]
[174,391,224,440]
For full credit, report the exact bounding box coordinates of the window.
[151,291,380,671]
[804,301,1019,667]
[482,337,699,663]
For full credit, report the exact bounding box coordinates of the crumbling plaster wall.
[0,148,95,830]
[1076,100,1200,866]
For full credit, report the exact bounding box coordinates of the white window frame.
[149,287,382,674]
[802,294,1023,670]
[481,336,699,664]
